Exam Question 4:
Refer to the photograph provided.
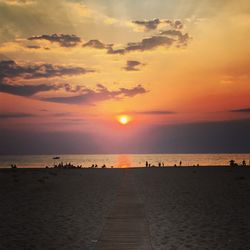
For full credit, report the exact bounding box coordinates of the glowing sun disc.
[117,115,130,125]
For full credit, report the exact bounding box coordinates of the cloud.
[160,30,190,46]
[0,82,59,96]
[124,60,143,71]
[132,18,161,31]
[132,19,184,31]
[165,20,183,29]
[43,84,148,105]
[0,112,36,119]
[79,22,190,55]
[0,81,96,97]
[131,110,176,115]
[0,60,94,82]
[28,34,81,47]
[53,112,72,117]
[108,36,174,54]
[26,45,41,49]
[107,29,190,55]
[2,119,250,154]
[230,108,250,113]
[82,39,108,49]
[0,0,35,5]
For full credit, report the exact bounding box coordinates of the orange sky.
[0,0,250,153]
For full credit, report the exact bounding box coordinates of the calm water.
[0,154,250,168]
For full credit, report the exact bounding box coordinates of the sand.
[0,167,250,249]
[0,169,123,250]
[134,167,250,249]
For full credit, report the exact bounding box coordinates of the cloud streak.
[43,84,148,104]
[0,82,59,96]
[106,30,190,55]
[0,0,34,5]
[0,60,94,82]
[132,19,183,31]
[108,36,174,54]
[28,34,81,47]
[230,108,250,113]
[0,112,36,119]
[124,60,143,71]
[82,39,108,49]
[131,110,176,115]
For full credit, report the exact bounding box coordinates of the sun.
[117,115,131,125]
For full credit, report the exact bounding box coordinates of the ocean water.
[0,154,250,168]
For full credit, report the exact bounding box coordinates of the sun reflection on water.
[116,155,131,168]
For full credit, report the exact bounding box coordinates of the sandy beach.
[0,167,250,249]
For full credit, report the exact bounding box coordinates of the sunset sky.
[0,0,250,154]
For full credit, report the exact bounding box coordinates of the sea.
[0,154,250,168]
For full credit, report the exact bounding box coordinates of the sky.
[0,0,250,154]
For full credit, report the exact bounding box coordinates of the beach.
[0,167,250,249]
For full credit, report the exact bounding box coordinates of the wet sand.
[0,167,250,249]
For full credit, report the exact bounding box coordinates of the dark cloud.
[132,19,184,31]
[108,36,174,55]
[107,30,190,55]
[231,108,250,113]
[53,112,72,117]
[0,81,92,97]
[28,34,81,47]
[26,45,41,49]
[164,20,183,29]
[0,112,36,119]
[0,80,147,104]
[173,20,183,29]
[105,19,188,55]
[43,84,148,105]
[124,60,143,71]
[1,119,250,154]
[143,119,250,153]
[107,47,126,55]
[0,130,99,155]
[127,36,174,51]
[132,18,161,31]
[131,110,176,115]
[160,30,190,46]
[0,60,94,82]
[82,39,108,49]
[0,82,59,96]
[0,54,11,61]
[1,0,34,5]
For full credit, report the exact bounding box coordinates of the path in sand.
[95,171,152,250]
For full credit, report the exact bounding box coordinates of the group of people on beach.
[45,162,109,169]
[10,159,249,169]
[229,160,247,167]
[50,162,82,169]
[145,161,183,167]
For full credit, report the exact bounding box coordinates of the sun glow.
[117,115,131,125]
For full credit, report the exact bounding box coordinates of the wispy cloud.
[0,60,94,82]
[131,110,176,115]
[0,0,35,5]
[28,34,81,47]
[230,108,250,113]
[0,112,36,119]
[0,82,59,96]
[82,39,108,49]
[132,19,183,31]
[124,60,143,71]
[43,84,148,105]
